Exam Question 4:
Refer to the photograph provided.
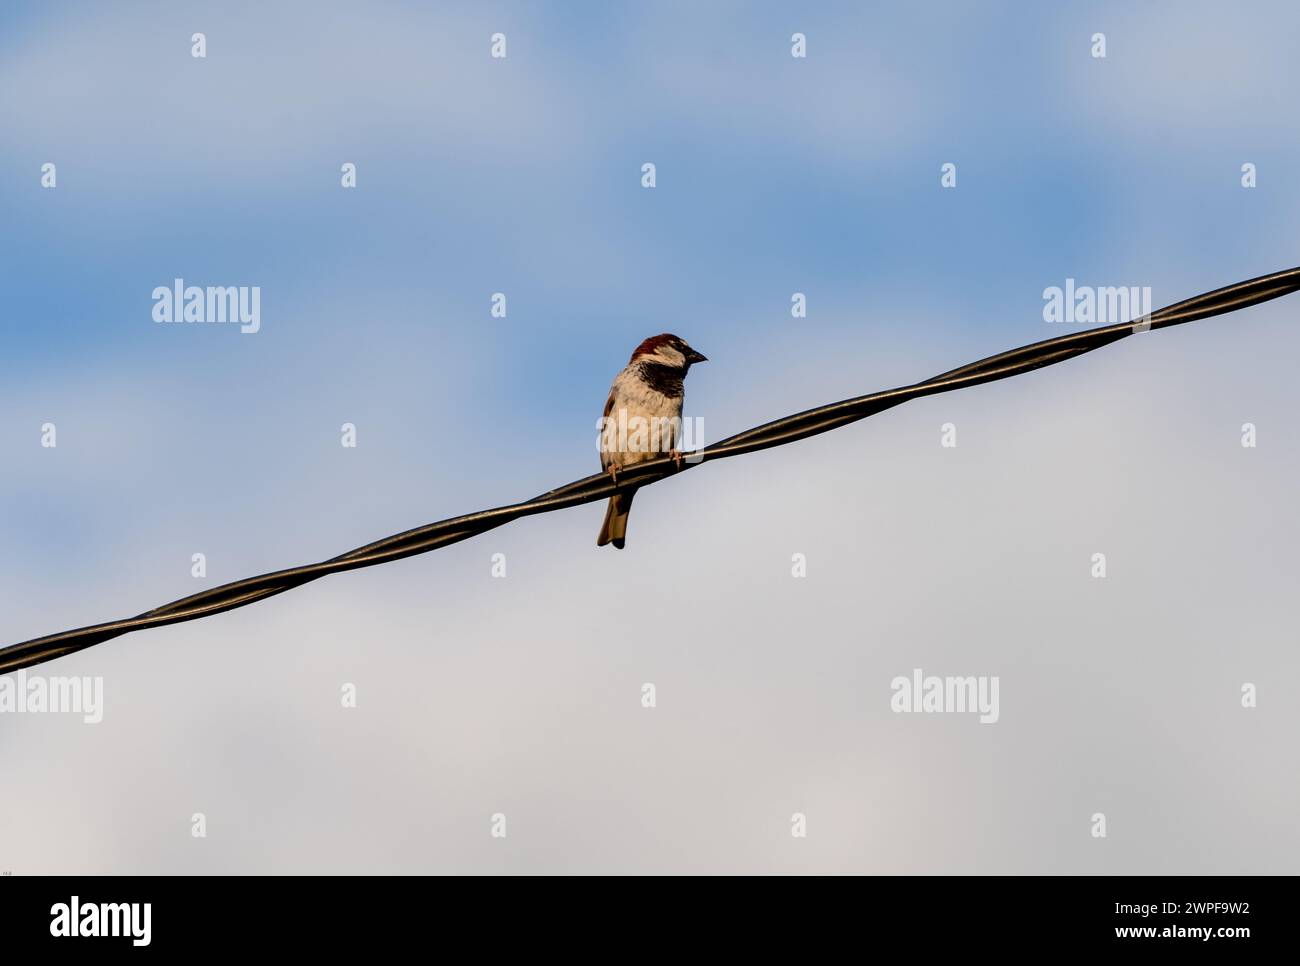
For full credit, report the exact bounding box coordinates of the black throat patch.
[635,361,685,397]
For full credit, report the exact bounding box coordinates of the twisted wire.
[3,266,1296,674]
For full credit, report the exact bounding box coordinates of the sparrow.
[597,333,707,549]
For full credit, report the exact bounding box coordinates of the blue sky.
[2,1,1299,873]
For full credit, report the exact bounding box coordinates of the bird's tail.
[597,492,635,549]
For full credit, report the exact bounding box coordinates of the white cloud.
[4,326,1297,872]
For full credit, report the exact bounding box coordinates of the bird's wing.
[599,387,617,472]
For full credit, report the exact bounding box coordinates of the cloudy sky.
[2,0,1298,873]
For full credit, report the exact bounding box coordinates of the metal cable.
[3,265,1298,674]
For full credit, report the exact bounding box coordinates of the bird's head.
[629,333,708,371]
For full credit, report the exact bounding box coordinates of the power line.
[4,265,1298,675]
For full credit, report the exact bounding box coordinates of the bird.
[597,333,708,548]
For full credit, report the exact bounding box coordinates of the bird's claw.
[670,450,684,470]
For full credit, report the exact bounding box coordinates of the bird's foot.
[669,450,684,470]
[607,464,620,488]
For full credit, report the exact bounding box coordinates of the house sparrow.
[597,334,707,549]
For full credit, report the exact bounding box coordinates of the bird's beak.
[686,348,708,364]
